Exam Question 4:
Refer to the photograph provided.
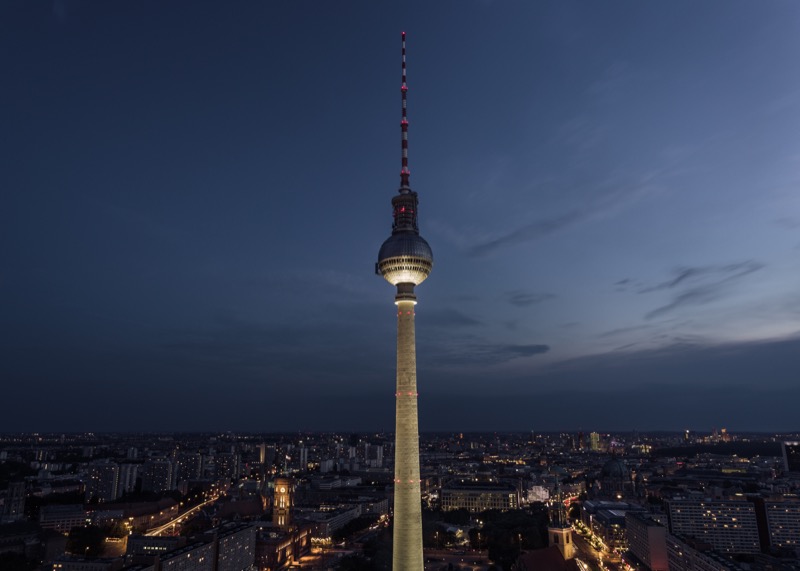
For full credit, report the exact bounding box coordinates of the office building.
[666,498,759,554]
[441,481,519,512]
[666,534,747,571]
[626,512,668,571]
[764,496,800,550]
[87,462,121,503]
[175,453,203,483]
[40,504,88,534]
[141,459,175,494]
[119,463,139,495]
[782,442,800,474]
[215,523,257,571]
[2,481,26,522]
[215,453,241,482]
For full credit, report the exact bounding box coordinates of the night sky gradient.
[2,1,799,432]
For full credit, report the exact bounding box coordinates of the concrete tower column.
[393,297,423,571]
[377,32,433,571]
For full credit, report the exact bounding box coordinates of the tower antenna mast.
[376,31,433,571]
[400,31,410,189]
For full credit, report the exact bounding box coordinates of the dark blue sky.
[2,1,799,433]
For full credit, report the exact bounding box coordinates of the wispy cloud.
[424,308,482,328]
[597,324,654,338]
[503,291,556,307]
[641,261,764,319]
[469,209,583,257]
[424,342,549,367]
[555,115,609,152]
[467,171,659,256]
[614,277,646,292]
[638,261,761,294]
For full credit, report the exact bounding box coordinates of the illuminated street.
[572,527,621,571]
[145,495,219,536]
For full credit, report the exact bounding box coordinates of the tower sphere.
[377,232,433,286]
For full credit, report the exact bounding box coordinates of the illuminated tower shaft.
[393,297,423,571]
[376,32,432,571]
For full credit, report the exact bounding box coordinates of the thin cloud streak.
[643,261,764,319]
[423,308,482,328]
[423,342,550,367]
[504,291,556,307]
[638,261,763,294]
[468,171,660,256]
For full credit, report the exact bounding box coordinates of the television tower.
[376,32,432,571]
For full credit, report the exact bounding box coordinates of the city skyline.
[2,1,800,432]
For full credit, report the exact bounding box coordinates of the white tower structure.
[548,479,575,560]
[376,32,433,571]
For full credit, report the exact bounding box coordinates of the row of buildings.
[625,497,800,571]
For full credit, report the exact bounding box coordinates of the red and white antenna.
[400,31,410,189]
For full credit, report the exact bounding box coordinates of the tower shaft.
[377,33,431,571]
[393,298,423,571]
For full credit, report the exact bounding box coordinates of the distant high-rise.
[2,481,26,522]
[782,441,800,473]
[87,462,121,503]
[296,447,309,472]
[365,443,384,468]
[376,32,433,571]
[175,452,203,482]
[626,512,668,571]
[119,463,139,495]
[141,458,175,493]
[216,452,241,481]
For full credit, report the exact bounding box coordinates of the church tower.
[548,479,574,560]
[273,477,293,529]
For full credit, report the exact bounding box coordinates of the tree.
[332,516,379,542]
[67,525,106,557]
[440,508,471,525]
[479,508,548,571]
[568,503,581,521]
[0,553,36,571]
[337,554,377,571]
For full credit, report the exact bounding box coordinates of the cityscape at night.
[2,2,800,571]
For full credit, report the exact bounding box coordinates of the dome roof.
[377,232,433,286]
[378,232,433,263]
[601,458,628,480]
